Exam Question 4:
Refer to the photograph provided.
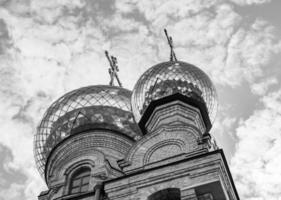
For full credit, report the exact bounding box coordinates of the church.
[34,30,240,200]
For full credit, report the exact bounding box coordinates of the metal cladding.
[34,85,141,176]
[131,61,218,124]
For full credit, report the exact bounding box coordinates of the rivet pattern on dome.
[131,61,218,124]
[34,85,141,176]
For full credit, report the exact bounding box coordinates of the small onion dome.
[131,61,218,128]
[34,85,142,176]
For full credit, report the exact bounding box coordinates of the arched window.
[69,167,91,194]
[148,188,181,200]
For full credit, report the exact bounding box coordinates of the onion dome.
[34,85,141,176]
[131,61,218,129]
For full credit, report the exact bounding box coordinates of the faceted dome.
[34,85,141,176]
[131,61,218,124]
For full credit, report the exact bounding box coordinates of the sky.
[0,0,281,199]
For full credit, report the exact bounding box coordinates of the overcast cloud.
[0,0,281,199]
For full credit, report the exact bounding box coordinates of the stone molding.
[105,151,239,200]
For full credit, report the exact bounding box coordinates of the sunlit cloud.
[0,0,280,199]
[231,89,281,200]
[229,0,271,6]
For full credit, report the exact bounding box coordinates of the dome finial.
[164,29,177,62]
[105,50,123,87]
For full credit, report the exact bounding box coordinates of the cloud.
[0,62,49,198]
[229,0,271,6]
[251,77,278,95]
[0,183,24,200]
[0,0,280,199]
[0,19,11,54]
[231,89,281,200]
[114,1,281,87]
[172,8,281,87]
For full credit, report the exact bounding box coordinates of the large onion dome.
[34,85,141,176]
[131,61,218,127]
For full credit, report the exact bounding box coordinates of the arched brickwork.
[147,188,181,200]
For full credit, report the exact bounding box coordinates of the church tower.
[34,31,239,200]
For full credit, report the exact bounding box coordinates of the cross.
[105,50,122,87]
[164,29,177,62]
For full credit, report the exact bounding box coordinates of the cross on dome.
[164,29,177,62]
[105,50,122,87]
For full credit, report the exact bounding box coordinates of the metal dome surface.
[131,61,218,124]
[34,85,141,176]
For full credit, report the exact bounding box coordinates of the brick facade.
[38,100,239,200]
